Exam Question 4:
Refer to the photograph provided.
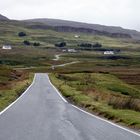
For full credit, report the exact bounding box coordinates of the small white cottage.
[74,35,80,38]
[103,51,114,55]
[62,49,67,52]
[2,45,12,50]
[68,49,77,53]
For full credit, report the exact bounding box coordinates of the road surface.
[53,54,61,61]
[52,54,79,68]
[0,73,139,140]
[53,61,79,68]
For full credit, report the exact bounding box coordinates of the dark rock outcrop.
[0,14,9,20]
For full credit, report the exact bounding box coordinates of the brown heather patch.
[117,73,140,85]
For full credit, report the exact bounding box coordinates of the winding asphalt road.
[0,73,139,140]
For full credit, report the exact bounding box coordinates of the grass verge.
[0,73,34,111]
[49,73,140,130]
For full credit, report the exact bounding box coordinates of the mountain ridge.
[24,18,140,40]
[0,13,140,40]
[0,14,9,20]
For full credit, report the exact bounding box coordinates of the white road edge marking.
[47,75,67,103]
[53,61,79,68]
[0,73,139,137]
[72,105,140,137]
[0,74,36,116]
[48,75,140,137]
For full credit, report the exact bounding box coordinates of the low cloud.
[0,0,140,30]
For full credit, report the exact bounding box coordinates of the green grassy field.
[50,73,140,129]
[0,20,139,69]
[0,65,33,111]
[0,20,140,130]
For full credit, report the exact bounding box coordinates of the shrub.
[33,42,40,46]
[78,43,102,49]
[18,32,26,37]
[55,42,66,47]
[23,40,30,46]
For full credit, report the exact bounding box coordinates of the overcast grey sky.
[0,0,140,31]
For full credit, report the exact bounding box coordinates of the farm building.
[68,49,77,53]
[74,35,80,38]
[62,49,67,52]
[2,45,12,50]
[103,51,114,55]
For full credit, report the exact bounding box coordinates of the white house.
[68,49,77,53]
[103,51,114,55]
[74,35,80,38]
[2,45,12,50]
[62,49,67,52]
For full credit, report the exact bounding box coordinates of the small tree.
[18,32,26,37]
[33,42,40,46]
[55,42,66,47]
[23,40,30,45]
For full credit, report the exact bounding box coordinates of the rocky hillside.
[0,14,9,20]
[25,18,140,40]
[0,14,140,40]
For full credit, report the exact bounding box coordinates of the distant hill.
[0,14,9,20]
[24,18,140,40]
[0,14,140,40]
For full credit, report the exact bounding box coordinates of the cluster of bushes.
[55,42,66,47]
[53,40,120,53]
[23,40,40,46]
[18,32,26,37]
[78,43,102,49]
[18,32,40,46]
[54,42,102,50]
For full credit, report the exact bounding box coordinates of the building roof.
[2,45,12,49]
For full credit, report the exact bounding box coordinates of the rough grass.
[0,66,33,111]
[0,79,30,111]
[0,19,140,131]
[0,20,140,73]
[49,73,140,129]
